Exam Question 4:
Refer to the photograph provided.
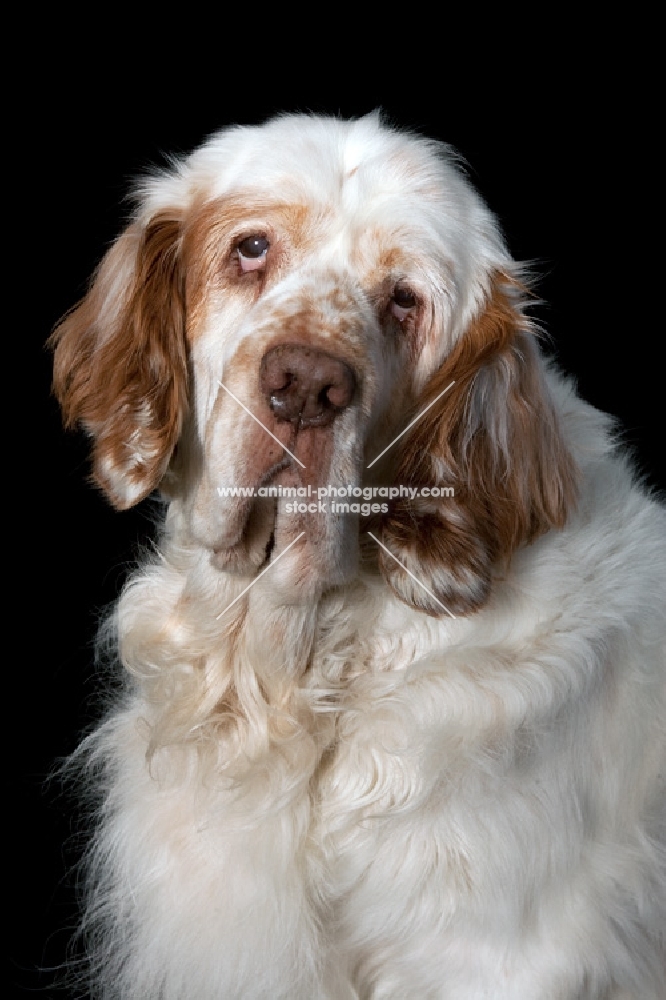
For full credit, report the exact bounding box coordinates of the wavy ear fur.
[378,275,578,617]
[50,214,188,509]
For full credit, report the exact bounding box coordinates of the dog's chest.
[303,650,477,914]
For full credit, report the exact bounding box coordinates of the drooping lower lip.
[263,529,276,564]
[211,493,278,574]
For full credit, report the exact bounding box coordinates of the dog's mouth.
[210,458,294,575]
[210,417,361,593]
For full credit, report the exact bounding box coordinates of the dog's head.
[51,113,576,616]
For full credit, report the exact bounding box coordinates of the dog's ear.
[378,275,578,617]
[50,213,188,509]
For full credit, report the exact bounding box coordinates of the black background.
[17,59,663,996]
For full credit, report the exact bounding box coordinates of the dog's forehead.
[143,115,471,236]
[191,115,440,199]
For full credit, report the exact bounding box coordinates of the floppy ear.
[378,274,578,617]
[50,213,188,509]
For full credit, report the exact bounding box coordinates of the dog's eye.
[390,285,417,322]
[237,235,269,272]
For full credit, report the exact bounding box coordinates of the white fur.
[59,115,665,999]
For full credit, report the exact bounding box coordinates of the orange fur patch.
[182,196,318,338]
[379,275,578,616]
[50,214,188,508]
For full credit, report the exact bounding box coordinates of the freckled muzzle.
[188,270,384,601]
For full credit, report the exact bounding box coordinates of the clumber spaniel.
[51,114,666,999]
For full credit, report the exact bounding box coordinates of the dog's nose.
[260,345,356,428]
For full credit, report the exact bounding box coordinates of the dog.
[51,113,666,999]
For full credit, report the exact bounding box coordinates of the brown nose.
[260,345,356,428]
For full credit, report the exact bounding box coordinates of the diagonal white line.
[366,531,457,619]
[366,381,456,469]
[217,381,306,469]
[215,532,306,620]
